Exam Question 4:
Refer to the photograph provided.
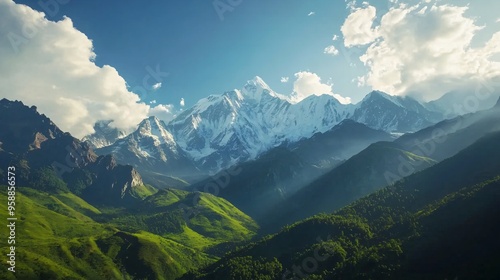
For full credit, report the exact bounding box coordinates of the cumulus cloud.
[148,104,176,123]
[308,12,315,16]
[280,76,289,83]
[324,45,339,56]
[180,98,185,107]
[342,3,500,100]
[332,34,339,41]
[0,0,158,138]
[332,93,352,105]
[150,100,157,104]
[341,5,378,47]
[152,82,162,90]
[290,71,351,104]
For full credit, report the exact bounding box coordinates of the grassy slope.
[106,189,259,251]
[0,187,219,280]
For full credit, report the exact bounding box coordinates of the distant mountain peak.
[241,76,272,100]
[83,120,127,149]
[364,90,399,102]
[249,76,270,89]
[367,90,390,97]
[141,115,162,126]
[136,116,176,147]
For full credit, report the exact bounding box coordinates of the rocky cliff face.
[0,98,147,207]
[83,154,145,206]
[0,98,64,154]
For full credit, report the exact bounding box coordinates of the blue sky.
[2,0,499,137]
[13,0,367,107]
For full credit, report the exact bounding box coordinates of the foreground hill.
[101,188,259,252]
[0,99,259,279]
[0,188,216,280]
[181,131,500,280]
[0,184,258,280]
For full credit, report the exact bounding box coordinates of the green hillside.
[181,132,500,280]
[103,188,259,251]
[263,141,436,232]
[0,186,257,280]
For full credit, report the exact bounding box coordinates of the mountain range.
[200,96,500,233]
[88,77,458,180]
[181,113,500,280]
[1,94,499,279]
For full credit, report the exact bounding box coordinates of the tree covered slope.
[181,131,500,280]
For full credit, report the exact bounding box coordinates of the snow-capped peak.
[138,116,176,146]
[248,76,271,90]
[91,76,444,174]
[241,76,271,100]
[362,90,404,107]
[241,76,288,102]
[82,120,128,149]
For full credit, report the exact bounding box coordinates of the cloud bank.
[291,71,352,104]
[341,2,500,100]
[0,0,173,138]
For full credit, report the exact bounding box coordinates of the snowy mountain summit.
[83,120,127,149]
[167,76,352,171]
[89,76,444,175]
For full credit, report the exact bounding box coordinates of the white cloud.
[344,3,500,100]
[290,71,351,104]
[280,76,289,83]
[332,34,339,41]
[496,18,500,23]
[152,82,162,90]
[324,45,339,56]
[150,100,157,104]
[332,93,352,105]
[346,0,357,11]
[0,0,168,138]
[341,5,379,47]
[180,98,185,107]
[148,104,176,123]
[308,12,315,16]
